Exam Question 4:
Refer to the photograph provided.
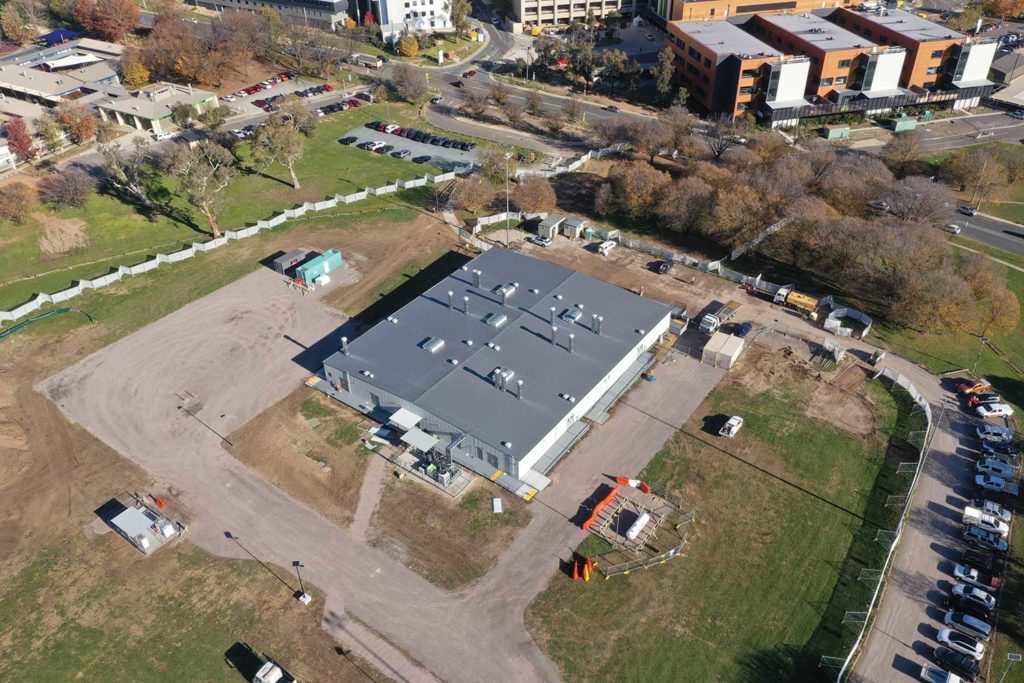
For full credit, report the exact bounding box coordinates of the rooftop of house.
[323,248,672,461]
[757,12,877,51]
[670,18,782,60]
[825,7,966,43]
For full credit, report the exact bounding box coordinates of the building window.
[476,446,484,460]
[820,77,833,86]
[931,49,944,58]
[701,74,709,83]
[835,76,847,85]
[926,66,939,75]
[688,46,700,60]
[838,59,852,68]
[703,57,711,68]
[924,80,936,88]
[738,102,749,110]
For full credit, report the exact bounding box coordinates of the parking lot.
[226,75,342,116]
[340,123,480,167]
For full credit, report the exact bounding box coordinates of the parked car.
[338,136,358,145]
[977,424,1015,443]
[959,205,978,216]
[977,403,1014,418]
[430,95,444,104]
[961,548,1003,575]
[383,124,400,134]
[869,199,890,211]
[945,593,993,621]
[933,645,982,682]
[976,474,1020,497]
[953,563,1002,591]
[531,235,552,247]
[951,584,997,611]
[945,611,994,642]
[944,224,963,234]
[377,144,394,154]
[391,149,411,159]
[959,378,993,395]
[1010,110,1024,120]
[962,526,1009,553]
[976,458,1018,480]
[969,498,1012,524]
[451,80,464,88]
[967,393,1003,407]
[734,322,753,338]
[937,629,985,661]
[412,155,432,164]
[605,104,619,112]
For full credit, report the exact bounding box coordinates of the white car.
[720,416,744,438]
[944,224,962,234]
[959,205,978,216]
[384,124,400,134]
[951,584,997,611]
[314,108,325,117]
[976,403,1013,419]
[531,235,552,247]
[971,498,1012,523]
[965,510,1010,537]
[366,141,386,151]
[937,628,985,661]
[976,458,1018,480]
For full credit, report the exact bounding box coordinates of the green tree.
[653,46,676,102]
[252,116,306,189]
[164,140,239,238]
[449,0,472,38]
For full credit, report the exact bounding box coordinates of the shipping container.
[296,249,343,285]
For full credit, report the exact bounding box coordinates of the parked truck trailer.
[699,300,742,335]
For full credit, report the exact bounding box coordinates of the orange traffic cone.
[586,555,594,574]
[572,559,579,581]
[583,563,591,582]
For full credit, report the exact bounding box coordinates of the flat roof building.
[97,82,218,135]
[205,0,349,30]
[319,248,672,497]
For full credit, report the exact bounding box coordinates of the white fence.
[0,171,456,324]
[832,367,934,682]
[515,143,625,179]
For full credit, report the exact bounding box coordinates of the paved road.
[958,212,1024,255]
[44,265,725,682]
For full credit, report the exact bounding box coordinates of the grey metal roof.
[323,249,671,462]
[828,8,964,43]
[671,19,782,60]
[758,13,877,51]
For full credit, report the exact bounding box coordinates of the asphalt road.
[957,213,1024,255]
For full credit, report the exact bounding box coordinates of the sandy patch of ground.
[36,214,88,257]
[227,388,371,528]
[369,478,531,590]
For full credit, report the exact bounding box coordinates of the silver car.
[944,611,993,641]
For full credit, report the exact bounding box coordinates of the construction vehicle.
[699,300,742,335]
[253,660,298,683]
[958,378,993,395]
[773,288,820,320]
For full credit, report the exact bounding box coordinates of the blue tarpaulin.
[38,29,81,45]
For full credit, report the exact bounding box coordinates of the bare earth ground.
[227,388,372,529]
[36,214,88,257]
[369,478,531,590]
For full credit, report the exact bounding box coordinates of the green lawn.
[527,364,908,681]
[927,142,1024,224]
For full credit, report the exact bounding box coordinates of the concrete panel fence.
[0,171,457,325]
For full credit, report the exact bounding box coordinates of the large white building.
[376,0,453,42]
[318,248,672,499]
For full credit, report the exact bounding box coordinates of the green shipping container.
[890,117,917,132]
[296,249,343,285]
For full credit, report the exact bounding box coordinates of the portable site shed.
[296,249,343,286]
[562,218,586,239]
[538,214,565,240]
[272,249,309,274]
[702,332,746,369]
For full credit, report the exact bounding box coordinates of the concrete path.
[349,453,389,544]
[44,266,725,683]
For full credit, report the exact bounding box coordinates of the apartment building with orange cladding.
[668,0,856,22]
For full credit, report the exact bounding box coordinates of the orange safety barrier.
[582,486,620,531]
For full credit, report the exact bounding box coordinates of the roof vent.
[492,283,516,304]
[491,366,514,390]
[483,311,508,328]
[420,337,445,353]
[560,308,582,324]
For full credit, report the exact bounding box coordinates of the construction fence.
[828,367,934,682]
[0,171,457,325]
[515,143,626,179]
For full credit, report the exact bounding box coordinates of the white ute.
[253,661,297,683]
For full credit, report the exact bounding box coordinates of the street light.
[292,560,311,605]
[998,653,1022,683]
[504,151,513,247]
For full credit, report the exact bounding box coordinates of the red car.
[348,99,361,107]
[323,83,334,92]
[464,69,477,78]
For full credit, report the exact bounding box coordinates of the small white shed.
[702,332,746,369]
[561,218,587,239]
[538,214,565,239]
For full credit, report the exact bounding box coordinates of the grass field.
[926,142,1024,224]
[0,536,372,681]
[526,350,906,682]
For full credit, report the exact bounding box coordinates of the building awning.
[42,53,102,70]
[38,28,81,45]
[401,427,438,453]
[388,407,422,431]
[111,506,154,537]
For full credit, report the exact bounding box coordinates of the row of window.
[818,75,848,87]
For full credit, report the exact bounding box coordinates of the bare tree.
[525,90,544,116]
[392,63,429,102]
[630,119,671,161]
[655,176,713,233]
[588,116,628,147]
[562,98,582,122]
[884,175,956,225]
[607,161,670,218]
[880,129,923,173]
[461,89,489,118]
[39,167,96,208]
[511,175,556,213]
[477,146,516,185]
[100,138,159,215]
[490,81,510,105]
[703,114,743,161]
[502,100,526,128]
[163,140,239,238]
[660,106,697,149]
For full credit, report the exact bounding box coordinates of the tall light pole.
[293,560,311,604]
[998,653,1022,683]
[504,151,513,247]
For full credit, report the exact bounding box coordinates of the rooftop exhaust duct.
[515,379,523,400]
[472,269,482,288]
[568,333,575,354]
[448,290,454,309]
[551,325,558,345]
[463,296,469,315]
[341,336,350,355]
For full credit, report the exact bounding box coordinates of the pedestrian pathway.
[349,452,389,543]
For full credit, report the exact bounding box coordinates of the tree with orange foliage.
[73,0,140,42]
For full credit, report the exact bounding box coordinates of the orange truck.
[958,378,993,395]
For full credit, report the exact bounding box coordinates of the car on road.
[976,403,1013,418]
[391,149,411,159]
[462,70,477,78]
[430,95,444,104]
[969,498,1012,523]
[977,424,1014,443]
[959,205,978,216]
[451,80,464,88]
[868,199,890,211]
[530,235,552,247]
[377,144,394,154]
[933,645,981,681]
[937,629,985,661]
[962,526,1009,553]
[337,136,358,145]
[976,458,1018,480]
[953,563,1002,591]
[944,224,963,234]
[945,611,994,641]
[384,124,400,134]
[1009,110,1024,120]
[605,104,619,112]
[412,155,431,164]
[976,474,1020,497]
[951,584,997,611]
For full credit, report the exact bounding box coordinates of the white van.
[597,240,616,256]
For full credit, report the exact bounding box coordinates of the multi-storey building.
[376,0,453,42]
[206,0,350,30]
[667,0,856,22]
[513,0,653,28]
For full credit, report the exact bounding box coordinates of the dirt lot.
[369,478,531,590]
[0,532,375,681]
[228,389,373,528]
